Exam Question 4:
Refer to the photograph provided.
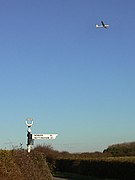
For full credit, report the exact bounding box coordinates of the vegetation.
[104,142,135,156]
[33,144,59,174]
[1,141,135,179]
[0,149,53,180]
[55,157,135,179]
[31,142,135,179]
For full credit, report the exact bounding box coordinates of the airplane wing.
[101,21,105,26]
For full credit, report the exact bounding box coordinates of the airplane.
[96,21,109,29]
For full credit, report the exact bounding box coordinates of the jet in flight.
[96,21,109,29]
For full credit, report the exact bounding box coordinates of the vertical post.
[25,118,34,153]
[27,126,32,153]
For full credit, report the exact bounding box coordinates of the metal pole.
[27,126,32,152]
[25,118,33,153]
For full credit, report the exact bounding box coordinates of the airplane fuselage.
[96,24,109,28]
[96,21,109,29]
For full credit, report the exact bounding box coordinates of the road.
[53,173,108,180]
[53,176,103,180]
[53,176,113,180]
[53,177,70,180]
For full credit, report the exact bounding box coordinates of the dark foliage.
[104,142,135,156]
[56,158,135,179]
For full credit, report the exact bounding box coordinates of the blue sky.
[0,0,135,152]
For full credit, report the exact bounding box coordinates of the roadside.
[53,172,105,180]
[53,177,70,180]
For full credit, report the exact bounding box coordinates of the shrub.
[33,144,59,174]
[0,149,53,180]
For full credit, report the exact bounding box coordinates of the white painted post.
[25,118,33,153]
